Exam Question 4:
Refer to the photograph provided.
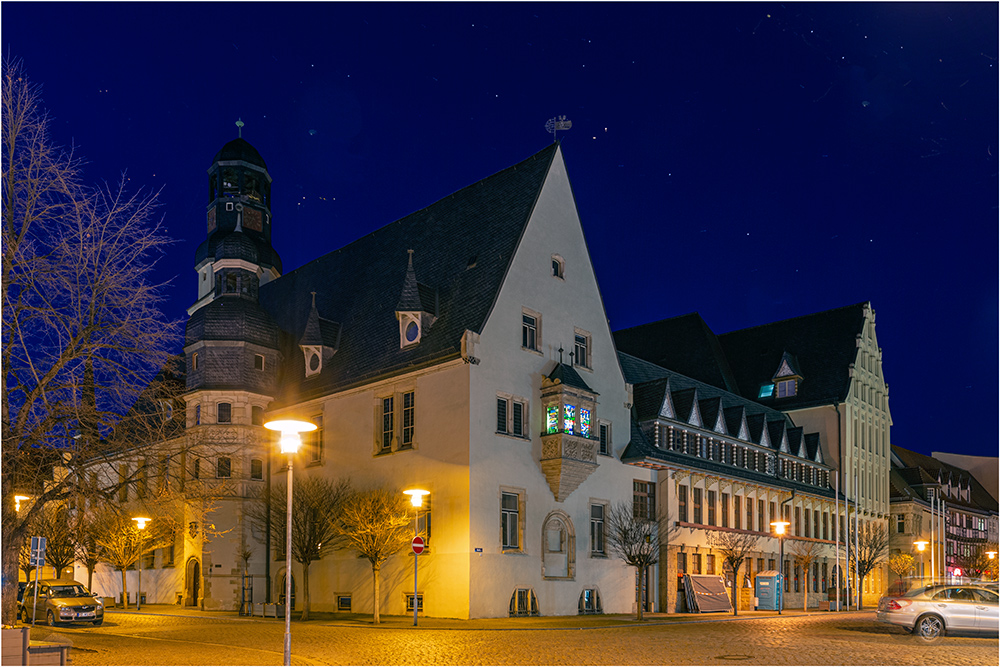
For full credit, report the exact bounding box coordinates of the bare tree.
[708,530,760,615]
[335,487,412,624]
[605,500,666,621]
[790,540,822,611]
[849,522,889,609]
[2,58,179,625]
[32,504,76,579]
[247,476,350,621]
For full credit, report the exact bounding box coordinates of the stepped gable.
[614,313,740,393]
[260,144,559,403]
[718,302,868,407]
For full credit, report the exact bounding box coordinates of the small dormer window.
[405,320,419,343]
[776,379,797,398]
[302,346,322,377]
[758,384,774,398]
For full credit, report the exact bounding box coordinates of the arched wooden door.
[185,558,200,606]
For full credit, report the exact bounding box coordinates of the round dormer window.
[308,351,320,371]
[405,320,420,343]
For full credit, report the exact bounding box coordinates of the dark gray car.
[18,579,104,626]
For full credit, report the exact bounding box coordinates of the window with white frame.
[590,503,606,555]
[521,310,540,352]
[376,391,416,454]
[501,491,522,551]
[573,329,591,369]
[598,421,611,455]
[496,395,528,438]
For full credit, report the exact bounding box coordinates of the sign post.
[30,536,46,625]
[411,536,424,626]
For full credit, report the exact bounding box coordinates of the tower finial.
[558,346,564,363]
[311,291,317,308]
[407,249,414,267]
[236,118,244,138]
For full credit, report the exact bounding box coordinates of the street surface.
[22,608,998,666]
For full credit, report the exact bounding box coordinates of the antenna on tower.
[236,118,244,138]
[545,116,572,143]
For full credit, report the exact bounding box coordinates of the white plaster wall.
[468,146,653,617]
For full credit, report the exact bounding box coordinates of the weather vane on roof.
[236,118,244,138]
[545,116,572,143]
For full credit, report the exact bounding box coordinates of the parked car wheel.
[92,618,103,626]
[46,610,57,627]
[20,607,29,624]
[915,614,944,641]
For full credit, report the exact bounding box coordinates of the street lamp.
[403,489,429,627]
[914,540,929,586]
[14,495,30,512]
[132,517,151,610]
[770,520,790,615]
[264,418,316,667]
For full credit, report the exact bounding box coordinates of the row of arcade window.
[506,588,603,617]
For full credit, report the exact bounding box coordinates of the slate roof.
[614,303,869,411]
[618,351,832,494]
[545,363,596,394]
[718,302,868,409]
[213,137,267,169]
[890,445,998,513]
[614,313,740,393]
[259,143,559,405]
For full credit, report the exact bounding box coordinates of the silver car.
[877,584,998,640]
[18,579,105,626]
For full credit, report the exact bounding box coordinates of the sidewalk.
[105,604,870,630]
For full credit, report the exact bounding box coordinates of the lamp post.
[770,520,790,614]
[914,540,929,586]
[987,551,997,581]
[403,489,429,627]
[132,517,151,610]
[264,419,316,667]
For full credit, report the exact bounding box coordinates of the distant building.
[889,445,998,582]
[931,452,998,504]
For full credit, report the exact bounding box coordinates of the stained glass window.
[580,408,591,437]
[564,404,575,433]
[546,406,559,434]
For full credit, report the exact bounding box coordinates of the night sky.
[4,2,997,459]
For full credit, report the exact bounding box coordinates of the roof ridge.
[719,301,870,337]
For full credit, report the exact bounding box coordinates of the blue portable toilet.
[755,570,781,611]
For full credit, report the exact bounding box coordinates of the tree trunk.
[372,563,381,624]
[120,569,128,608]
[1,530,21,626]
[86,563,96,592]
[635,565,644,622]
[300,561,310,621]
[732,561,739,616]
[803,580,808,611]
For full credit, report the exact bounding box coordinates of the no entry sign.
[411,536,425,554]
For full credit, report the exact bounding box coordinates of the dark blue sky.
[4,2,997,459]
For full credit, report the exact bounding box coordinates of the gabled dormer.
[395,250,438,348]
[300,293,341,378]
[658,380,675,419]
[723,405,750,441]
[697,396,726,435]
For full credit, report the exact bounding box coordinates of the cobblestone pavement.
[23,609,998,666]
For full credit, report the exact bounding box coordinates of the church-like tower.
[180,135,283,609]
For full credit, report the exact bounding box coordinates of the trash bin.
[754,570,781,611]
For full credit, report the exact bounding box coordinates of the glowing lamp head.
[132,517,151,530]
[913,540,929,552]
[403,488,430,508]
[14,495,29,512]
[770,520,790,536]
[987,551,997,560]
[264,419,317,455]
